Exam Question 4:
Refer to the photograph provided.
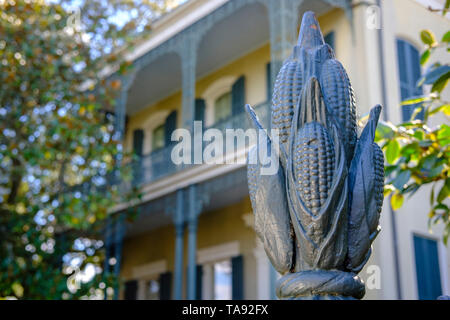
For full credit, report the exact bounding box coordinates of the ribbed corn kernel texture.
[294,122,335,215]
[373,143,384,216]
[271,60,303,144]
[320,59,357,161]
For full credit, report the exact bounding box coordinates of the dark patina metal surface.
[246,11,384,300]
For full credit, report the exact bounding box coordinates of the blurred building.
[105,0,450,300]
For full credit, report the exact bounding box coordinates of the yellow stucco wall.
[121,196,257,298]
[381,0,450,300]
[121,224,176,280]
[124,43,270,155]
[124,8,351,155]
[121,0,450,300]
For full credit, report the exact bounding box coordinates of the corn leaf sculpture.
[246,11,384,300]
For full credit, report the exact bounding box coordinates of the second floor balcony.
[132,100,271,187]
[109,0,352,200]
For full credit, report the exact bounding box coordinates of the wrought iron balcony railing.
[133,101,271,187]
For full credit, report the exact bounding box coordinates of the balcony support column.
[103,218,112,300]
[113,71,136,143]
[268,0,302,89]
[113,214,125,300]
[173,189,185,300]
[186,184,202,300]
[112,71,137,188]
[180,36,199,131]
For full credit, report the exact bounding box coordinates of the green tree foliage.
[376,26,450,244]
[0,0,173,299]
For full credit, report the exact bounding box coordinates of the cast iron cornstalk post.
[246,11,384,300]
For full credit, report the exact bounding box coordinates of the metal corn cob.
[271,60,302,145]
[287,76,348,270]
[320,59,358,162]
[294,122,335,216]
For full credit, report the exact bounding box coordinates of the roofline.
[125,0,228,63]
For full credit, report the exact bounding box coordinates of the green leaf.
[411,105,425,121]
[404,183,420,197]
[418,140,433,147]
[430,184,435,205]
[420,49,431,66]
[413,130,425,141]
[442,31,450,43]
[421,65,450,85]
[431,71,450,93]
[392,170,411,190]
[437,124,450,146]
[429,164,444,178]
[391,193,404,211]
[437,179,450,203]
[400,95,430,106]
[376,121,396,140]
[428,104,448,116]
[384,165,399,177]
[423,154,438,170]
[401,142,420,159]
[12,282,24,298]
[444,226,449,246]
[400,142,421,159]
[420,30,437,46]
[386,139,401,164]
[384,184,395,197]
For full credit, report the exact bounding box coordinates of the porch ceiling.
[127,52,181,115]
[125,0,341,116]
[126,2,270,116]
[196,2,269,78]
[124,168,249,238]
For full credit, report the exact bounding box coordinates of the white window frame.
[131,260,167,300]
[142,110,170,154]
[201,76,237,127]
[197,241,240,300]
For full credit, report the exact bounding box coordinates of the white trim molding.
[197,241,239,300]
[127,0,229,63]
[132,260,167,280]
[197,241,240,265]
[131,259,167,300]
[112,140,251,213]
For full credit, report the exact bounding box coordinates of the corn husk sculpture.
[246,11,384,300]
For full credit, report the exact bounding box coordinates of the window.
[324,31,335,51]
[213,260,232,300]
[396,38,424,121]
[413,235,442,300]
[197,242,243,300]
[152,124,165,151]
[202,76,244,126]
[145,279,160,300]
[130,261,171,300]
[214,92,232,123]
